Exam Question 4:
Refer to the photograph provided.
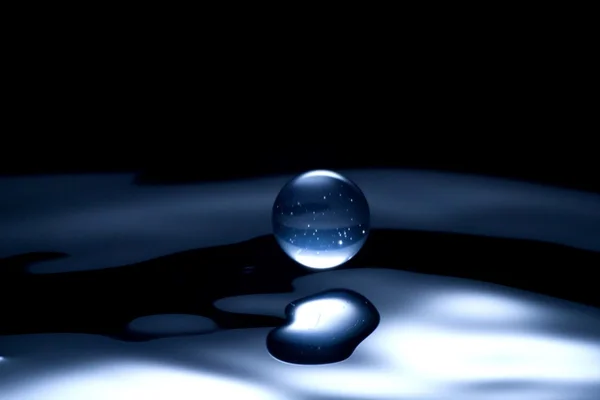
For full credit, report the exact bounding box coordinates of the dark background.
[1,137,595,193]
[2,23,596,192]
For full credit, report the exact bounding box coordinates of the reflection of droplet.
[272,170,370,269]
[266,289,380,365]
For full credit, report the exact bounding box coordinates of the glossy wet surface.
[1,170,599,399]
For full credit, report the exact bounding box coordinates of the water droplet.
[266,289,380,365]
[272,170,370,269]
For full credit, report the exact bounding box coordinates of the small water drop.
[272,170,370,269]
[266,289,380,365]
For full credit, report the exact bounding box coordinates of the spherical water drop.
[272,170,370,269]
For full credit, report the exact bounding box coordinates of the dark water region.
[0,229,598,341]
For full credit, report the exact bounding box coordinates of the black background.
[1,125,596,193]
[2,24,596,192]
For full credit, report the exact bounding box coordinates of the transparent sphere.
[272,170,370,269]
